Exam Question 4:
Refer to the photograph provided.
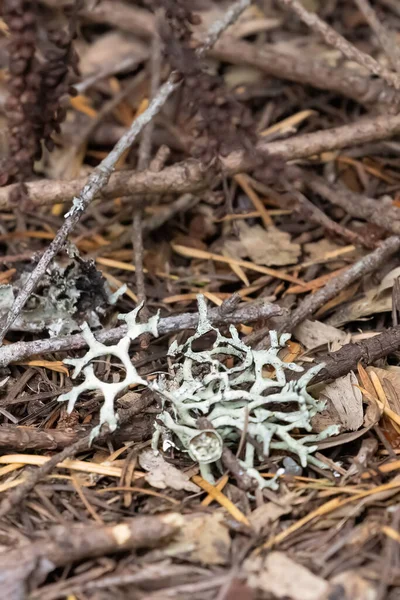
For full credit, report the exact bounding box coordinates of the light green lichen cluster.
[152,296,338,489]
[58,295,339,488]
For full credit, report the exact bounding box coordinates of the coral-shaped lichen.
[152,296,339,489]
[58,303,159,441]
[59,295,338,488]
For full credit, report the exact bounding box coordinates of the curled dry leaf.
[245,552,330,600]
[79,31,149,76]
[366,366,400,416]
[320,372,363,431]
[225,221,301,267]
[327,266,400,327]
[138,449,200,493]
[294,318,347,350]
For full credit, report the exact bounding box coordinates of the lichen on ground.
[59,295,339,487]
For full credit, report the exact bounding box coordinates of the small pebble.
[282,456,303,476]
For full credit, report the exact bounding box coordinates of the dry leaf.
[225,222,300,267]
[294,319,347,350]
[320,372,363,431]
[245,552,330,600]
[330,571,377,600]
[249,494,295,534]
[164,512,231,565]
[328,266,400,327]
[366,366,400,416]
[311,401,342,433]
[138,450,200,493]
[80,31,148,76]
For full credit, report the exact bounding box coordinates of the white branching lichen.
[58,295,339,486]
[58,303,159,441]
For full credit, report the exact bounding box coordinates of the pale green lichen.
[58,295,339,487]
[152,296,338,489]
[58,302,159,441]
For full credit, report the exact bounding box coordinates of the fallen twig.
[0,514,182,600]
[211,37,398,107]
[307,175,400,237]
[354,0,400,75]
[279,235,400,333]
[311,326,400,384]
[276,0,400,89]
[0,392,154,519]
[2,112,400,211]
[0,77,179,344]
[0,300,282,367]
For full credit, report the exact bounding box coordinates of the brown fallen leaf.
[225,221,301,267]
[294,318,347,350]
[249,493,295,534]
[330,571,377,600]
[79,31,148,76]
[327,266,400,327]
[320,372,363,431]
[138,450,200,493]
[163,512,231,566]
[245,552,330,600]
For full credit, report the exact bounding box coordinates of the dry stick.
[275,0,400,90]
[0,77,179,345]
[247,235,400,348]
[0,0,250,344]
[307,175,400,236]
[354,0,400,74]
[312,326,400,385]
[211,37,398,108]
[0,299,282,367]
[44,0,400,106]
[0,514,182,600]
[200,0,250,52]
[289,184,368,247]
[133,34,162,304]
[2,111,400,211]
[279,235,400,333]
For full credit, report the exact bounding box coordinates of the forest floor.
[1,0,400,598]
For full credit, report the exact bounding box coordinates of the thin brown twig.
[0,76,179,345]
[246,235,400,348]
[275,0,400,90]
[133,32,162,304]
[279,235,400,333]
[0,392,155,519]
[354,0,400,75]
[306,175,400,237]
[288,183,369,247]
[211,37,399,108]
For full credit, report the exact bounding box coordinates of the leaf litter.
[1,0,400,599]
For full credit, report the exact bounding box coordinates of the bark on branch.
[2,112,400,211]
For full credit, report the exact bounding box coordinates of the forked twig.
[276,0,400,90]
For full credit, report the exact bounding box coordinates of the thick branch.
[0,514,181,600]
[211,37,398,107]
[313,326,400,384]
[2,112,400,211]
